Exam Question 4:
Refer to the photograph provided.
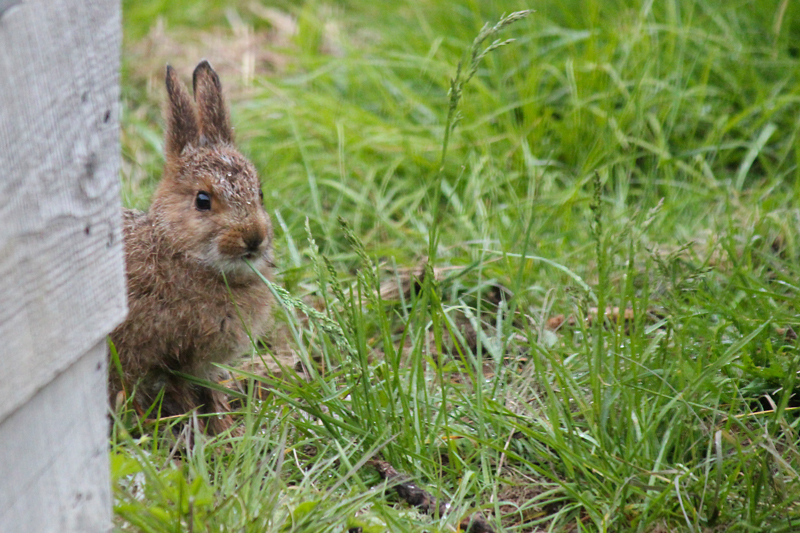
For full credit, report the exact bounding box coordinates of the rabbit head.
[150,60,272,277]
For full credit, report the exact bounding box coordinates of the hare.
[110,60,273,434]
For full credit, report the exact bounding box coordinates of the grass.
[113,0,800,531]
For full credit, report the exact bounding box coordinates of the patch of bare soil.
[497,482,551,532]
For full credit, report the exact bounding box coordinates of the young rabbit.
[110,60,273,434]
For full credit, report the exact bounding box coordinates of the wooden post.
[0,0,125,531]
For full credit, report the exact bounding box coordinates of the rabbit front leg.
[198,386,236,435]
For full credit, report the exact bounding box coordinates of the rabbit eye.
[259,188,264,201]
[195,191,212,211]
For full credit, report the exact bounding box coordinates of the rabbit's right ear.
[165,65,199,158]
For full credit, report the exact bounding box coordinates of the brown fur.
[110,60,273,434]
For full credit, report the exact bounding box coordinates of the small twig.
[369,459,495,533]
[495,427,517,483]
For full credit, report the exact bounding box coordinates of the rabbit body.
[110,61,273,432]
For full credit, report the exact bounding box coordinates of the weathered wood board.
[0,342,112,532]
[0,0,125,531]
[0,1,125,418]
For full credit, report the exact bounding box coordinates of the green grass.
[114,0,800,531]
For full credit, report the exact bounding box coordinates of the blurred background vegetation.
[122,0,800,271]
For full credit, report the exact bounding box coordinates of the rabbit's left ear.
[192,60,232,145]
[165,64,200,158]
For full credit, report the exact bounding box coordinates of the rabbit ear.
[192,60,232,145]
[165,65,199,157]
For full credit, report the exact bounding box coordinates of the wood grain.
[0,342,112,532]
[0,0,126,423]
[0,0,124,530]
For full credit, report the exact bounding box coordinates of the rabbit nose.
[244,233,264,253]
